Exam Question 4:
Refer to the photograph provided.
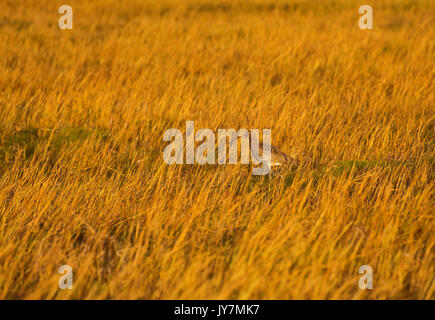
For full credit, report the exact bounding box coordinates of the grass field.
[0,0,433,299]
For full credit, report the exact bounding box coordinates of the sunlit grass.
[0,0,433,299]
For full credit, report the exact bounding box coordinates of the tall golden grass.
[0,0,433,299]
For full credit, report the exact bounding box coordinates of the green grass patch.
[0,126,107,166]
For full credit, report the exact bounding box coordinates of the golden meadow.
[0,0,433,299]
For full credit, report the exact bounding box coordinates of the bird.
[243,133,299,168]
[258,141,297,167]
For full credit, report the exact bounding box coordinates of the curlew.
[245,133,299,168]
